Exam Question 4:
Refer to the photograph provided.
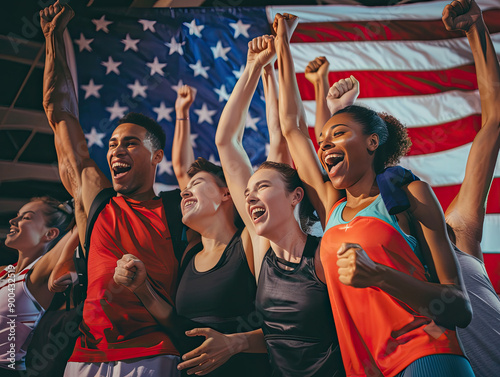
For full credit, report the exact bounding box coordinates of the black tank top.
[176,228,271,377]
[256,235,345,377]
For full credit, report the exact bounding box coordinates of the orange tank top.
[321,197,463,377]
[69,196,179,362]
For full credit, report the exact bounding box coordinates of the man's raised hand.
[305,56,330,85]
[442,0,482,32]
[40,0,74,36]
[327,75,360,115]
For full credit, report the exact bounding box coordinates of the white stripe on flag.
[400,143,500,186]
[482,214,500,253]
[267,0,500,23]
[302,89,481,128]
[289,34,500,72]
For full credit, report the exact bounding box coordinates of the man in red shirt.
[41,2,187,375]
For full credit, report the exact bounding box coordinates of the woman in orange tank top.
[273,4,477,376]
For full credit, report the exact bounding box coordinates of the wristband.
[177,117,189,120]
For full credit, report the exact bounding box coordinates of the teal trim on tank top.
[325,195,424,266]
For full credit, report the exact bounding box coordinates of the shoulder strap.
[73,187,115,304]
[84,187,116,253]
[160,189,186,262]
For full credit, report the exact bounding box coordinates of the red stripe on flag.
[430,178,500,214]
[291,10,500,43]
[297,66,478,101]
[407,115,481,156]
[484,253,500,295]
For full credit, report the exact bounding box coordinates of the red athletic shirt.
[321,198,463,377]
[69,195,179,362]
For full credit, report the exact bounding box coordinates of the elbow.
[454,298,472,329]
[433,289,472,329]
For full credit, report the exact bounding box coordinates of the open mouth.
[251,207,266,222]
[324,153,344,173]
[112,162,131,178]
[7,228,17,236]
[184,200,197,209]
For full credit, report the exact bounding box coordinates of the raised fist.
[175,85,197,114]
[247,35,276,68]
[305,56,330,84]
[442,0,482,32]
[327,75,360,115]
[40,0,74,36]
[114,254,147,292]
[272,13,299,43]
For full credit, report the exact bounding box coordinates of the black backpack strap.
[159,189,186,263]
[84,187,116,253]
[73,187,115,304]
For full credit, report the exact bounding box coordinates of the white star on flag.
[74,33,93,52]
[81,79,103,99]
[105,100,128,121]
[165,37,185,56]
[211,41,231,61]
[190,134,199,148]
[121,34,140,52]
[189,60,209,79]
[101,56,121,75]
[208,154,220,165]
[171,80,184,93]
[127,80,148,98]
[146,57,166,76]
[229,20,251,39]
[85,127,107,148]
[194,103,217,125]
[92,15,113,33]
[153,102,174,122]
[245,113,260,131]
[183,20,205,38]
[138,19,156,32]
[232,65,245,79]
[157,156,173,176]
[214,84,230,102]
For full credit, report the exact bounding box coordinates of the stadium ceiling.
[0,0,419,243]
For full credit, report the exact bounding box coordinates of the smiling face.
[180,171,229,228]
[107,123,163,198]
[5,201,55,254]
[317,112,378,190]
[245,168,302,238]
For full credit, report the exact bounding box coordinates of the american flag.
[66,0,500,290]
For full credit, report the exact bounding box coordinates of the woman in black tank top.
[213,31,345,375]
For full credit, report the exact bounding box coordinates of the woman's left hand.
[177,328,245,375]
[337,242,380,288]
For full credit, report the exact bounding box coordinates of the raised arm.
[274,14,340,225]
[41,1,110,212]
[261,63,292,165]
[442,0,500,259]
[215,35,276,269]
[27,225,79,309]
[305,57,331,142]
[172,85,197,190]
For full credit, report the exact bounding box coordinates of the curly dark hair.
[257,161,319,233]
[334,105,411,173]
[118,112,166,151]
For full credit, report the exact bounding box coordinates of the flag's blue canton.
[68,7,271,187]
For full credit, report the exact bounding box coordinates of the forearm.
[313,77,331,142]
[374,264,471,329]
[215,60,263,147]
[227,329,267,354]
[43,29,79,122]
[275,38,308,136]
[134,281,203,353]
[466,19,500,124]
[172,114,194,190]
[262,65,292,165]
